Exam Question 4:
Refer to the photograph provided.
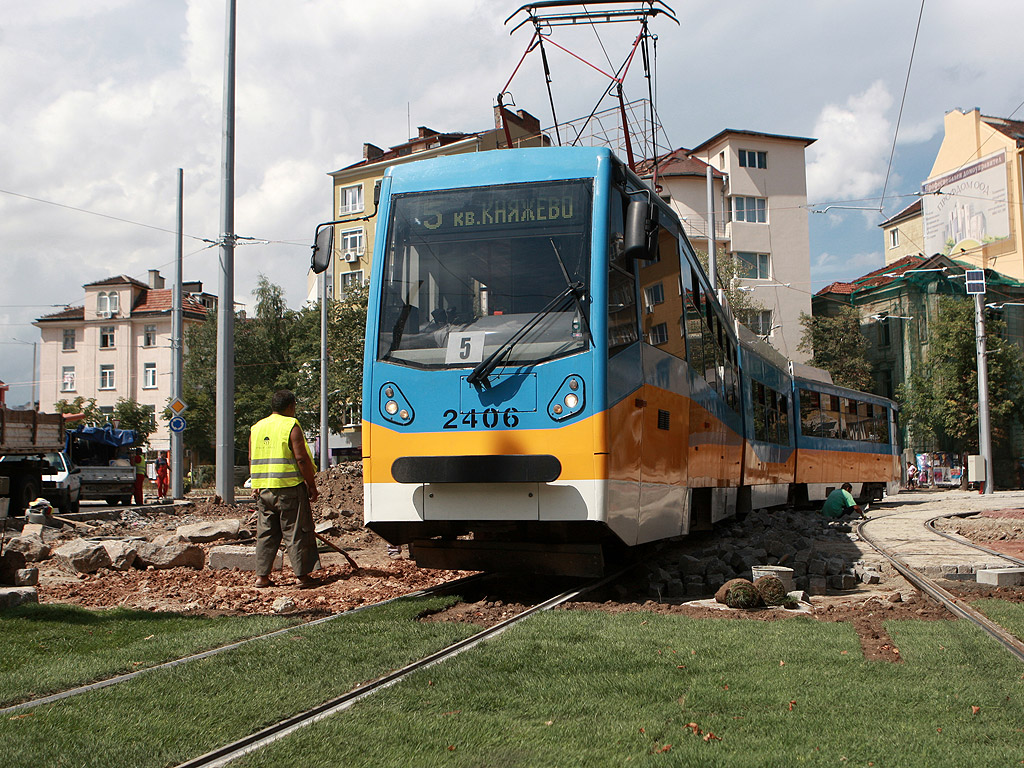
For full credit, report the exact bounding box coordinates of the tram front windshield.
[377,179,593,370]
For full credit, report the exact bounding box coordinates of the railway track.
[0,573,487,716]
[857,511,1024,663]
[174,568,629,768]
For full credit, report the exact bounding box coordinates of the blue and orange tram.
[324,146,898,576]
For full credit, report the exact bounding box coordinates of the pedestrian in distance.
[155,451,170,502]
[821,482,863,519]
[132,448,146,506]
[249,390,322,589]
[906,462,917,490]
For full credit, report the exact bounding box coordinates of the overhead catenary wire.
[878,0,926,214]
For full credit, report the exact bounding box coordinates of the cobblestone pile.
[646,507,876,599]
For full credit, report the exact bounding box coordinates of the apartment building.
[33,270,213,450]
[644,130,815,362]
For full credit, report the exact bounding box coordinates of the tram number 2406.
[442,408,519,429]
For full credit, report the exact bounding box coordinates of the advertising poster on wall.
[922,150,1010,256]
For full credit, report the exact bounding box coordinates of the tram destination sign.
[403,180,590,237]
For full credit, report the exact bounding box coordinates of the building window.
[644,282,665,312]
[143,362,157,389]
[878,319,891,348]
[61,366,76,392]
[143,324,157,347]
[736,252,771,280]
[97,291,119,317]
[338,184,363,215]
[889,228,899,248]
[738,149,767,169]
[733,196,767,223]
[100,326,115,349]
[340,228,364,262]
[62,328,76,351]
[340,270,364,299]
[649,322,669,346]
[99,364,115,390]
[739,309,774,336]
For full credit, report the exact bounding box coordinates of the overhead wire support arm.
[505,1,678,35]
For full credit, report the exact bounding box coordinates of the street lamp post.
[967,270,994,494]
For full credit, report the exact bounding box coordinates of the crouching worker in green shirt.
[821,483,863,519]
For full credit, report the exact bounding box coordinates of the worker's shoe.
[254,576,274,589]
[298,575,322,589]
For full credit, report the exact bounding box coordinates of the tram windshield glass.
[377,179,593,369]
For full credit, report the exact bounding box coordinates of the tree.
[178,275,300,463]
[289,281,369,433]
[898,296,1024,456]
[111,397,157,447]
[53,395,104,424]
[693,248,767,320]
[797,307,873,391]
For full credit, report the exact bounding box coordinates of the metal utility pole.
[320,269,329,471]
[215,0,237,503]
[974,292,995,494]
[171,169,184,500]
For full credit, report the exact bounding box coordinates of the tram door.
[635,227,690,544]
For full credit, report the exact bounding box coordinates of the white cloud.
[806,81,894,204]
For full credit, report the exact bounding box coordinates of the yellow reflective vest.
[249,413,313,489]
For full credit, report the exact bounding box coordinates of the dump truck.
[66,425,137,506]
[0,407,68,518]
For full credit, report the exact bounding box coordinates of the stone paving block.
[976,568,1024,587]
[208,544,281,572]
[808,576,827,595]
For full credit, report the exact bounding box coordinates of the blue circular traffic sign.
[169,415,186,433]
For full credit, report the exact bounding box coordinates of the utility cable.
[879,0,926,213]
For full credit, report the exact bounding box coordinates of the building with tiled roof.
[33,270,216,451]
[640,130,817,362]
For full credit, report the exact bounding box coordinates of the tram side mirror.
[624,198,658,261]
[311,225,334,274]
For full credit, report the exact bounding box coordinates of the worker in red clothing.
[155,451,169,502]
[132,448,146,505]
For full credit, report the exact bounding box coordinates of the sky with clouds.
[2,0,1023,405]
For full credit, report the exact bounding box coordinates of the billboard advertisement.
[922,150,1010,256]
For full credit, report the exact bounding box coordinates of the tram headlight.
[547,375,585,421]
[379,382,414,425]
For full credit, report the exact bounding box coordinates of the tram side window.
[800,389,825,437]
[778,394,790,444]
[684,279,704,381]
[639,227,687,360]
[608,194,639,356]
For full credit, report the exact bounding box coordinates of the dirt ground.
[24,475,1024,662]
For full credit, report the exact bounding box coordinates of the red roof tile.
[131,289,208,318]
[37,306,85,322]
[816,282,856,296]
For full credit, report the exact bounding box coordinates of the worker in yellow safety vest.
[249,390,321,588]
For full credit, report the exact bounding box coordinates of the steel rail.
[174,568,629,768]
[857,514,1024,664]
[924,511,1024,568]
[0,573,486,716]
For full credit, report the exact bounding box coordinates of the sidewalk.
[861,488,1024,577]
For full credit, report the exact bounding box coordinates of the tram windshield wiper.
[467,281,584,390]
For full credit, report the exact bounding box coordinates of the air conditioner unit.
[98,310,112,318]
[344,252,359,263]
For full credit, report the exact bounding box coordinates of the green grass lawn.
[973,598,1024,641]
[236,611,1024,768]
[0,603,300,707]
[0,596,478,768]
[5,604,1024,768]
